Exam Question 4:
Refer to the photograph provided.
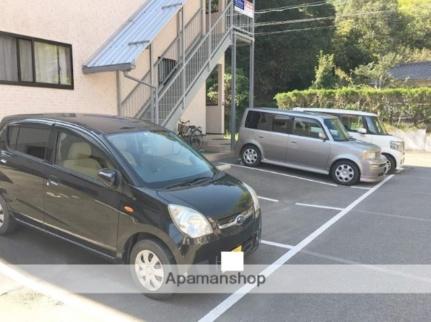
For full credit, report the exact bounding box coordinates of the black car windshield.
[107,131,215,188]
[324,118,350,141]
[365,116,388,135]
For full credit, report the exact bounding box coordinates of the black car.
[0,113,261,297]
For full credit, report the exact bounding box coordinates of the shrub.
[274,87,431,127]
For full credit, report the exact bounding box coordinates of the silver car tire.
[241,145,261,167]
[331,160,360,186]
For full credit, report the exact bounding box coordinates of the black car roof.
[2,113,165,135]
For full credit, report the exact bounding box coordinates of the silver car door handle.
[0,159,7,164]
[290,141,297,144]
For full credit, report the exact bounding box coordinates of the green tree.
[312,52,338,89]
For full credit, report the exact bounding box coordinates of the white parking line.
[219,163,338,187]
[295,203,344,211]
[199,174,394,322]
[258,196,279,203]
[351,186,372,190]
[0,260,136,322]
[261,240,294,250]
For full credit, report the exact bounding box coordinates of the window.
[14,125,51,159]
[7,126,19,149]
[293,118,326,139]
[245,111,274,131]
[158,58,177,86]
[0,32,73,89]
[108,131,214,188]
[338,114,365,132]
[273,115,293,134]
[364,116,388,135]
[55,131,113,179]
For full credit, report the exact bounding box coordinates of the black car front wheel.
[130,239,176,300]
[0,196,16,235]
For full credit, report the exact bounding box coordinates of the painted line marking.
[258,196,279,203]
[0,260,137,322]
[216,164,232,171]
[220,163,338,187]
[295,203,344,211]
[351,186,372,190]
[199,174,394,322]
[261,240,294,250]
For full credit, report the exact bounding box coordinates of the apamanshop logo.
[166,272,266,287]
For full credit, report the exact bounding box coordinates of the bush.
[274,87,431,127]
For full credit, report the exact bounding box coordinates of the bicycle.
[178,120,204,150]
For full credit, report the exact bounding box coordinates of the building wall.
[0,0,222,134]
[0,0,145,120]
[181,82,207,134]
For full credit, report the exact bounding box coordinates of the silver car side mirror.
[358,128,367,135]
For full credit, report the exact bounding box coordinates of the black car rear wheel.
[0,196,16,235]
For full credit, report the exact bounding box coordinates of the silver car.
[237,108,387,185]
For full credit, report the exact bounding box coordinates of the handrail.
[159,1,233,100]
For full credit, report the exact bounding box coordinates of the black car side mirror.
[98,169,118,187]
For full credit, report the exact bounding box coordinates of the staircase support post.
[181,8,186,109]
[230,32,237,150]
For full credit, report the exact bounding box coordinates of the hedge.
[274,87,431,126]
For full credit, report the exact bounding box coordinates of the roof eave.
[82,63,134,74]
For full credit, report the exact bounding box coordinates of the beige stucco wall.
[181,82,207,134]
[0,0,146,120]
[0,0,223,134]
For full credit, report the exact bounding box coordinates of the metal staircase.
[119,1,253,131]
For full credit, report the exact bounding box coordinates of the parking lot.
[2,156,431,321]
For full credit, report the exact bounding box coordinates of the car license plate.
[232,245,242,252]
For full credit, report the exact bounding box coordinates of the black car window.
[293,117,326,139]
[15,125,51,159]
[7,126,19,149]
[55,131,114,179]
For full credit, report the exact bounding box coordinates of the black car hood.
[157,173,252,221]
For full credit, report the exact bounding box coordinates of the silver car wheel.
[135,250,165,292]
[335,164,355,183]
[0,204,4,228]
[243,148,258,165]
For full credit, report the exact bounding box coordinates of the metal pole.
[181,8,186,108]
[116,71,122,116]
[149,45,155,122]
[230,33,237,150]
[249,0,255,108]
[208,0,212,57]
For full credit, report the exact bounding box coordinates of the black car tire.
[241,145,261,167]
[383,154,396,175]
[130,239,176,300]
[0,196,17,235]
[331,160,360,186]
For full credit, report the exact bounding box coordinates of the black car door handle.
[47,176,60,187]
[0,150,11,164]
